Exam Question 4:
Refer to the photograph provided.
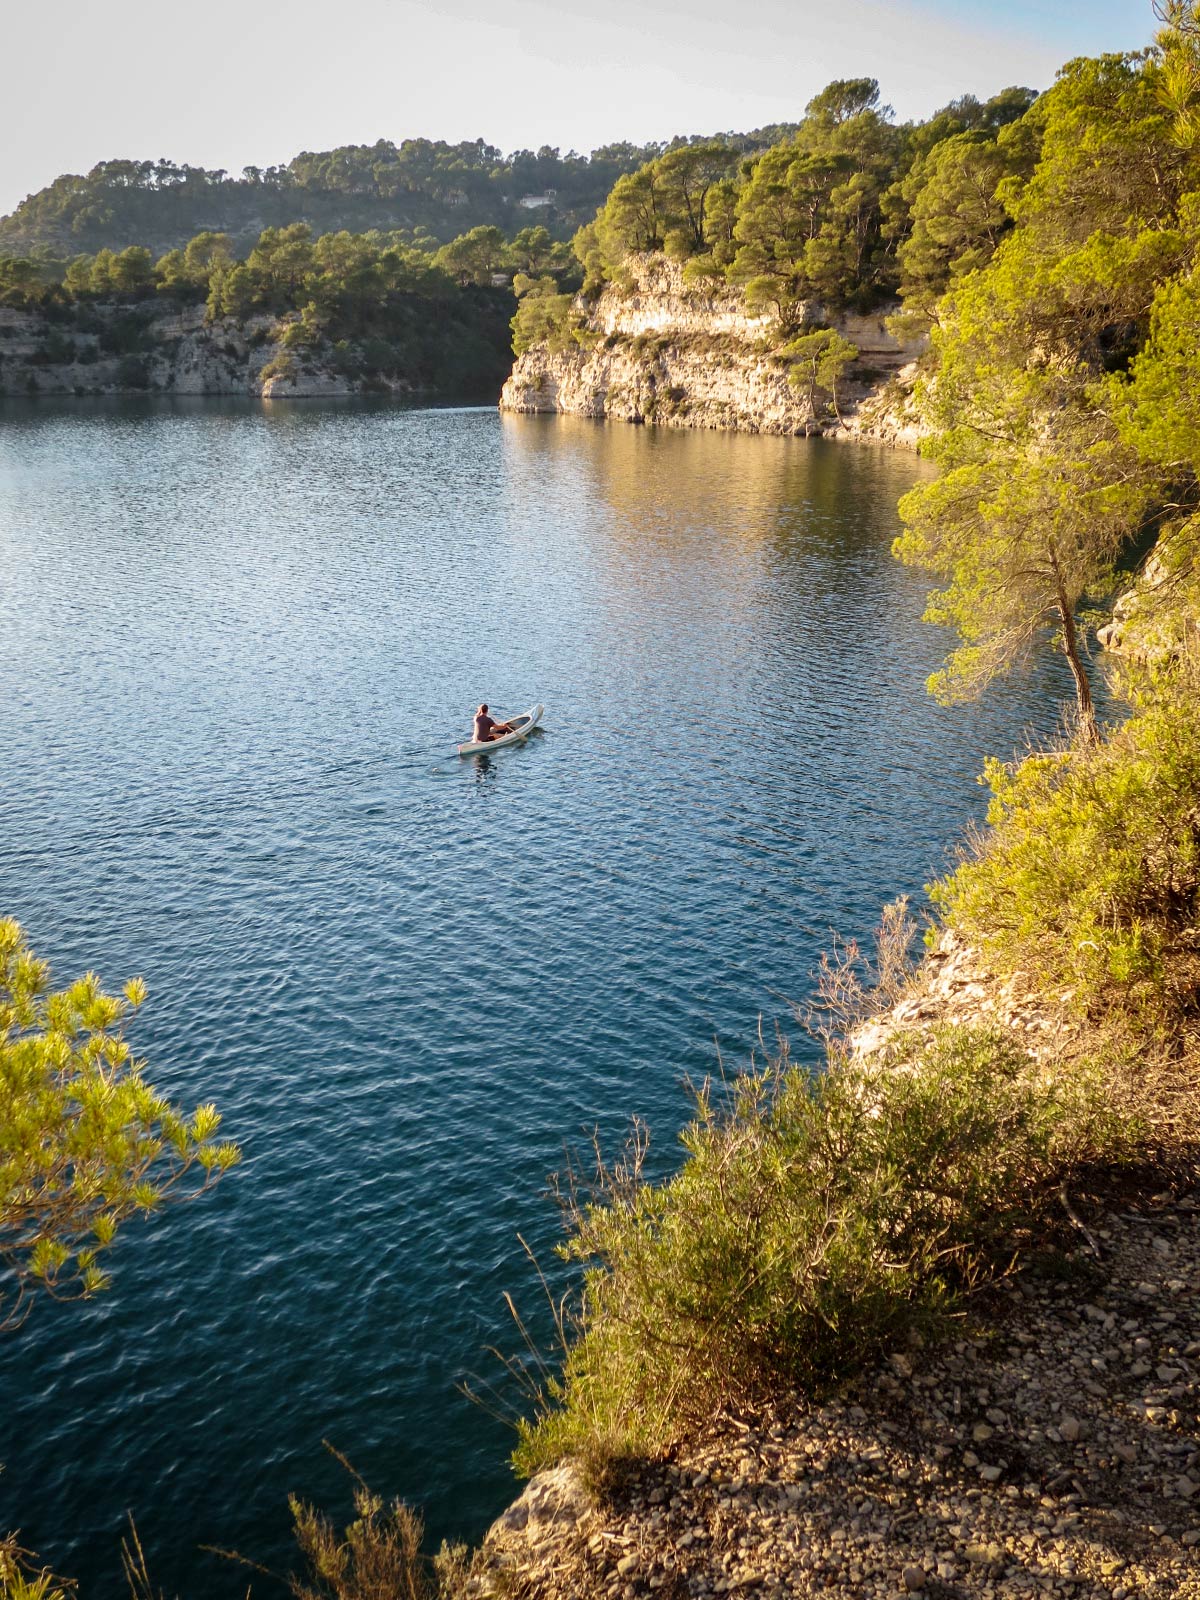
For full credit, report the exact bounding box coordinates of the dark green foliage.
[895,38,1200,732]
[115,355,150,388]
[0,221,553,396]
[0,133,797,261]
[889,124,1037,324]
[729,82,904,314]
[572,78,1041,321]
[95,309,155,355]
[0,255,60,309]
[30,329,75,365]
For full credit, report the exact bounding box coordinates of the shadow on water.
[463,728,547,788]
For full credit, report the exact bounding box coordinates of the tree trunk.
[1048,542,1097,744]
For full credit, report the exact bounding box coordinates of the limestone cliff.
[0,302,402,398]
[500,255,926,445]
[1097,549,1200,665]
[0,301,487,399]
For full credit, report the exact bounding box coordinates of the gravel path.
[472,1194,1199,1599]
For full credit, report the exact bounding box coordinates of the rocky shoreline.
[500,256,926,447]
[460,916,1198,1600]
[470,1200,1198,1600]
[0,301,487,400]
[0,302,380,398]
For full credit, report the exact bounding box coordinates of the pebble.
[472,1194,1200,1600]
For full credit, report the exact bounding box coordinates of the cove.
[0,400,1092,1597]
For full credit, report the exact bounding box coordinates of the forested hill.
[0,129,802,258]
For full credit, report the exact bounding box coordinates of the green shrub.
[97,312,152,356]
[361,337,398,375]
[511,290,577,356]
[515,1025,1136,1474]
[259,352,297,384]
[933,666,1200,1033]
[31,330,75,365]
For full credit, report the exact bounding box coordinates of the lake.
[0,400,1085,1597]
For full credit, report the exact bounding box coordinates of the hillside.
[477,21,1200,1600]
[0,224,523,398]
[0,128,801,260]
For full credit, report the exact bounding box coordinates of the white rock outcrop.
[1097,550,1200,663]
[501,255,926,443]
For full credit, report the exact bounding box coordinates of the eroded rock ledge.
[500,256,926,447]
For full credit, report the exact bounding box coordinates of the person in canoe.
[473,703,514,743]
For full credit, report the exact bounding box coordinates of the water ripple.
[0,402,1099,1598]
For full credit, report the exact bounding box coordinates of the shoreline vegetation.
[479,4,1200,1593]
[0,227,551,399]
[0,77,1034,408]
[5,5,1200,1598]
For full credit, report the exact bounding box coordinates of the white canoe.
[458,704,544,755]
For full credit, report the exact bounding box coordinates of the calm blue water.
[0,400,1091,1597]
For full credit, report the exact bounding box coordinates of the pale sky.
[3,0,1156,220]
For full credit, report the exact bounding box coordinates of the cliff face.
[0,302,395,398]
[0,299,519,400]
[500,256,926,445]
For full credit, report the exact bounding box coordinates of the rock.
[0,304,407,399]
[500,255,926,444]
[470,1155,1200,1600]
[485,1463,588,1540]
